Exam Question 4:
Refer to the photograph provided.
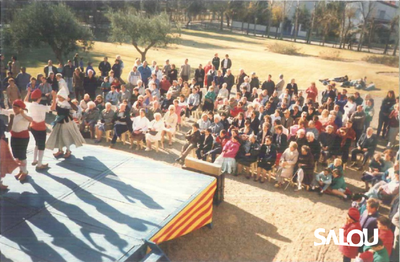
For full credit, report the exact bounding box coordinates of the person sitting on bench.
[349,127,377,170]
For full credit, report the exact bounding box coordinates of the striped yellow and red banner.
[151,179,217,244]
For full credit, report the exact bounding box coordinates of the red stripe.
[153,184,217,243]
[186,212,213,235]
[157,191,214,242]
[173,202,213,239]
[153,184,216,243]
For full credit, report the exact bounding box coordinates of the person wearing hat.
[0,99,33,182]
[340,207,362,262]
[24,88,52,169]
[46,88,85,158]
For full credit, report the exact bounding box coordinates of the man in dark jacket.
[319,125,336,165]
[360,199,380,242]
[261,74,275,97]
[212,53,220,70]
[350,127,377,170]
[350,105,366,143]
[98,57,111,77]
[235,69,247,93]
[196,128,214,160]
[176,123,201,164]
[307,132,321,163]
[220,54,232,75]
[223,69,235,94]
[62,60,75,94]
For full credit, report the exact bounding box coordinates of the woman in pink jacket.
[306,82,318,103]
[340,207,362,262]
[221,130,241,175]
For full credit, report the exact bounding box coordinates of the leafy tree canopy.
[107,8,181,61]
[8,2,93,64]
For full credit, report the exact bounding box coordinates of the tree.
[315,1,340,46]
[107,8,180,61]
[272,4,284,39]
[8,2,93,64]
[339,4,357,49]
[383,15,399,54]
[264,0,275,38]
[357,2,376,51]
[306,1,317,44]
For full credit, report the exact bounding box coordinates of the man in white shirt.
[56,73,69,97]
[130,108,149,149]
[44,60,55,77]
[275,74,285,96]
[24,88,53,169]
[127,66,141,91]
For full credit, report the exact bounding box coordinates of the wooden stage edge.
[0,141,217,262]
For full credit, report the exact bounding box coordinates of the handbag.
[149,130,158,136]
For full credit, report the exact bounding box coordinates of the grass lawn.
[17,29,399,97]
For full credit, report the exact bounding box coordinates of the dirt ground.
[77,94,395,262]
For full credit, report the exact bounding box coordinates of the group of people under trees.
[0,52,399,262]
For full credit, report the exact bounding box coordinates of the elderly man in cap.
[24,88,52,169]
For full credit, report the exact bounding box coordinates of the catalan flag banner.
[151,179,217,244]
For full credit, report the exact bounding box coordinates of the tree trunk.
[53,48,63,65]
[247,18,250,35]
[220,10,224,31]
[140,51,147,62]
[266,10,272,38]
[357,26,366,51]
[393,36,399,56]
[367,20,375,51]
[279,1,286,40]
[226,14,230,28]
[293,4,299,42]
[339,3,346,49]
[307,2,317,44]
[275,25,279,39]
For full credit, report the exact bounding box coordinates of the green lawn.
[18,29,399,97]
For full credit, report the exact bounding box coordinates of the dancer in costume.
[0,117,19,189]
[24,88,52,170]
[0,100,33,182]
[46,89,85,158]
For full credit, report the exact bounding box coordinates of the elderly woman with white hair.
[145,113,164,151]
[46,88,85,158]
[161,105,178,147]
[83,69,98,100]
[79,101,99,139]
[109,103,131,148]
[274,141,299,189]
[94,102,114,143]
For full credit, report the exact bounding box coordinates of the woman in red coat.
[306,82,318,103]
[340,207,362,262]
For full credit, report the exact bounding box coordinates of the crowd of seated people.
[2,52,399,262]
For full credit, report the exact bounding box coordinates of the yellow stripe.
[166,199,213,241]
[151,180,216,242]
[156,186,215,243]
[171,205,213,240]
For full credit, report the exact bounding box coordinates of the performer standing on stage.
[46,89,85,158]
[0,117,19,189]
[0,100,33,182]
[24,88,52,170]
